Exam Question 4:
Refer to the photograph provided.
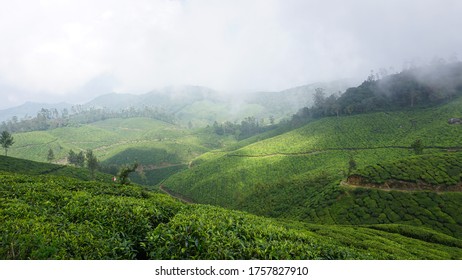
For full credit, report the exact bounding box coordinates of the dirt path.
[225,146,462,158]
[340,179,462,193]
[159,185,194,204]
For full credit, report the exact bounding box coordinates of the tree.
[85,149,99,179]
[411,139,424,155]
[68,149,77,165]
[117,162,139,185]
[0,131,14,156]
[348,157,357,175]
[313,88,326,108]
[47,148,55,162]
[76,151,85,167]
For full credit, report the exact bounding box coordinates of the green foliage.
[0,130,14,156]
[0,155,113,182]
[0,171,183,259]
[144,204,462,260]
[164,97,462,241]
[8,117,237,185]
[68,150,85,167]
[329,187,462,238]
[117,162,139,185]
[85,149,99,179]
[348,156,357,175]
[295,62,462,120]
[1,169,462,259]
[47,148,55,162]
[411,139,424,155]
[352,152,462,188]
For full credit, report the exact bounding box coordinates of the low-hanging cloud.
[0,0,461,109]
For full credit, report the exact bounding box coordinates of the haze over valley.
[2,0,462,262]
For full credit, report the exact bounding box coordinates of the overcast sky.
[0,0,461,109]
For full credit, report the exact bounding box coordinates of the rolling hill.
[81,81,356,126]
[1,157,461,259]
[0,155,112,182]
[2,64,462,259]
[7,117,236,185]
[162,95,462,238]
[0,101,72,122]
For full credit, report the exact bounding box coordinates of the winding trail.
[340,178,462,193]
[225,146,462,158]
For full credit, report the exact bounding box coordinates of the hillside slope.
[8,117,235,185]
[84,81,355,126]
[0,155,112,182]
[163,96,462,238]
[1,170,461,259]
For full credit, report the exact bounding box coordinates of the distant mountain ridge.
[0,101,72,122]
[0,80,357,125]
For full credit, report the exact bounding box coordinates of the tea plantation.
[349,152,462,189]
[162,96,462,242]
[2,168,462,259]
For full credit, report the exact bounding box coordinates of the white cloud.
[0,0,461,109]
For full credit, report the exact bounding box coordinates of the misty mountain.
[84,80,357,125]
[301,61,462,119]
[0,101,72,122]
[0,79,357,127]
[85,86,219,113]
[247,79,358,117]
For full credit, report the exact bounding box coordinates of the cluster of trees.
[293,62,462,122]
[67,149,99,178]
[211,116,277,140]
[0,106,176,133]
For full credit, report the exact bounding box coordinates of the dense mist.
[1,0,462,109]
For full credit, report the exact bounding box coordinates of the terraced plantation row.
[8,117,236,185]
[231,96,462,157]
[349,152,462,189]
[162,96,462,242]
[2,169,462,259]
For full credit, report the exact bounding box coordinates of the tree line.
[67,149,100,179]
[0,106,176,133]
[292,61,462,123]
[211,116,277,140]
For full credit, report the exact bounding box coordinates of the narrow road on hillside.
[159,185,194,204]
[340,179,462,193]
[225,145,462,158]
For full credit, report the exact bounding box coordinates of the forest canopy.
[294,62,462,121]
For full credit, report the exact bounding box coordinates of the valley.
[2,63,462,259]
